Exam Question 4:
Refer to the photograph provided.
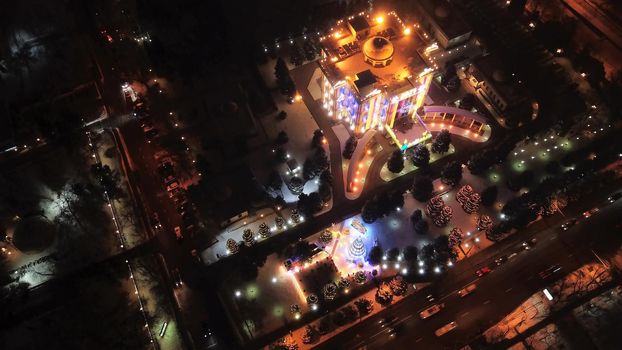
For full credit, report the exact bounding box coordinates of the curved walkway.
[422,105,492,142]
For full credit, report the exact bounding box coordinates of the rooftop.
[319,11,429,95]
[417,0,471,39]
[472,54,528,105]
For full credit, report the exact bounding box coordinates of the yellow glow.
[376,16,384,24]
[403,27,411,35]
[334,31,342,39]
[331,57,338,62]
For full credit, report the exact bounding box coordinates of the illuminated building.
[317,11,434,146]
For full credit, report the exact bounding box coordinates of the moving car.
[582,207,599,219]
[494,256,507,266]
[151,213,162,230]
[476,266,492,277]
[561,218,578,231]
[457,283,477,297]
[608,192,622,203]
[539,265,562,279]
[434,321,457,337]
[387,324,403,337]
[522,238,537,250]
[171,268,183,287]
[174,226,183,241]
[419,304,444,319]
[379,316,398,328]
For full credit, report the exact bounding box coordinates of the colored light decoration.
[376,16,384,24]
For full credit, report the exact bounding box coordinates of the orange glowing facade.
[318,11,434,136]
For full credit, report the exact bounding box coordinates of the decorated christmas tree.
[319,229,333,244]
[258,222,270,238]
[306,293,319,306]
[226,238,239,254]
[426,196,453,227]
[426,196,445,217]
[464,192,481,214]
[242,229,255,247]
[389,275,407,296]
[291,209,301,224]
[448,227,464,248]
[456,185,474,206]
[375,282,393,304]
[322,283,337,301]
[477,214,493,232]
[338,277,351,293]
[355,270,367,284]
[275,216,285,230]
[456,185,481,213]
[302,325,317,344]
[349,237,367,260]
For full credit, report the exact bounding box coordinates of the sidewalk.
[91,131,184,349]
[267,280,429,350]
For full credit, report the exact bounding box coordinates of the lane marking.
[483,300,491,305]
[416,337,423,343]
[505,287,513,293]
[460,311,470,317]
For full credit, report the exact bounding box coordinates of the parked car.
[177,203,193,214]
[163,175,177,185]
[145,128,159,142]
[476,266,492,277]
[419,304,444,319]
[561,218,578,231]
[434,322,457,337]
[174,226,183,241]
[582,207,599,219]
[173,194,188,206]
[166,181,180,193]
[457,284,477,297]
[168,187,182,198]
[191,249,202,263]
[140,119,154,129]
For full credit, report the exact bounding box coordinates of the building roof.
[349,16,370,32]
[471,54,528,106]
[319,12,429,96]
[418,0,471,40]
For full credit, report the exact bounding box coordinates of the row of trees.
[361,190,405,224]
[489,133,621,240]
[275,57,296,98]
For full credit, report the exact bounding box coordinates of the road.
[318,194,622,350]
[560,0,622,52]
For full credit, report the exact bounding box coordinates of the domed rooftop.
[363,36,394,66]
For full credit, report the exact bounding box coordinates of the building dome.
[363,36,394,67]
[434,6,450,19]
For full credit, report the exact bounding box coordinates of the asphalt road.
[317,194,622,350]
